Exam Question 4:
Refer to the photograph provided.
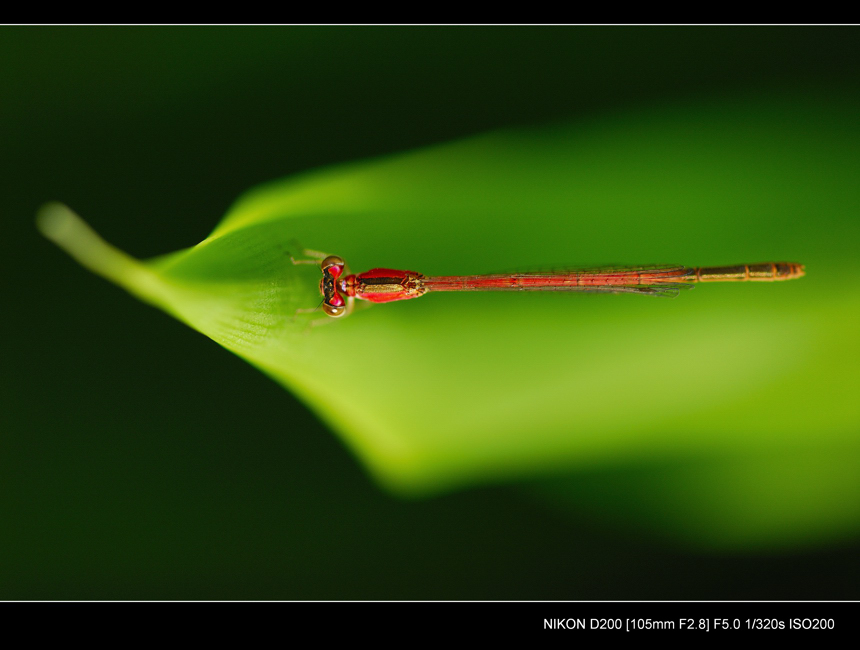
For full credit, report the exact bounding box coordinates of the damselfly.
[293,252,805,318]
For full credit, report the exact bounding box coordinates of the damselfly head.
[318,255,348,317]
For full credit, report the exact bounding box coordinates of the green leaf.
[40,95,860,549]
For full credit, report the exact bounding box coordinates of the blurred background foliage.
[4,26,860,598]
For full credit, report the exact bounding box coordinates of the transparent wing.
[423,266,697,298]
[473,264,691,276]
[520,283,695,298]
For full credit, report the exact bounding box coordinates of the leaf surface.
[41,96,860,547]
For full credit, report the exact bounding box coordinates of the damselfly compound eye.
[323,292,347,318]
[322,303,346,317]
[321,290,346,318]
[321,256,345,278]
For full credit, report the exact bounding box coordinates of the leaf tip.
[36,202,82,245]
[35,202,155,299]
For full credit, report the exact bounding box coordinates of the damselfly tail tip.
[787,262,805,279]
[774,262,805,280]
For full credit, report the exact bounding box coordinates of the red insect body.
[312,257,804,319]
[343,268,425,303]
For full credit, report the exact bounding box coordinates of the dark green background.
[3,26,859,598]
